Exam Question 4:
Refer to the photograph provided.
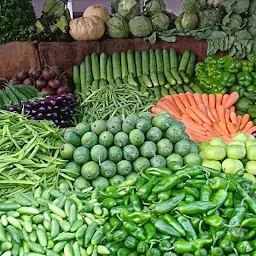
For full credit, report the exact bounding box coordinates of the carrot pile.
[152,92,256,143]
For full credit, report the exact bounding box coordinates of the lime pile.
[60,112,201,189]
[199,132,256,182]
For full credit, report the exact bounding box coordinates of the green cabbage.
[175,13,183,29]
[106,14,130,38]
[182,0,207,12]
[207,0,224,6]
[150,12,170,32]
[221,13,244,34]
[198,8,222,28]
[181,12,199,30]
[144,0,166,17]
[164,9,177,26]
[113,0,141,21]
[249,0,256,16]
[129,15,153,37]
[223,0,250,14]
[248,16,256,38]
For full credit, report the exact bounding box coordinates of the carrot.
[229,106,235,113]
[222,134,232,143]
[156,101,181,120]
[209,94,215,109]
[185,107,203,124]
[225,109,230,124]
[178,93,190,107]
[235,115,243,131]
[182,114,207,132]
[202,94,209,108]
[230,112,237,124]
[222,94,229,107]
[219,121,230,136]
[151,106,162,115]
[185,92,197,106]
[210,108,219,123]
[198,104,208,116]
[206,108,216,123]
[224,92,240,109]
[246,126,256,135]
[186,129,206,142]
[186,126,207,136]
[194,93,203,106]
[216,94,223,108]
[216,105,225,122]
[189,105,212,125]
[227,122,236,134]
[172,95,186,113]
[240,114,250,130]
[159,96,182,116]
[203,123,217,136]
[242,121,254,134]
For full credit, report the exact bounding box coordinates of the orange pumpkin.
[83,4,109,23]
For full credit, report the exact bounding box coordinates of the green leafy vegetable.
[181,12,199,30]
[150,12,170,32]
[106,14,130,38]
[223,0,250,14]
[221,13,245,34]
[198,8,223,28]
[182,0,207,12]
[114,0,141,21]
[129,15,153,37]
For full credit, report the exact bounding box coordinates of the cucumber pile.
[61,112,201,189]
[73,48,198,101]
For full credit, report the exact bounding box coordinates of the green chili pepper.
[177,201,217,215]
[237,72,252,87]
[207,188,228,215]
[137,176,156,199]
[211,247,224,256]
[109,217,122,229]
[147,193,158,202]
[123,221,147,241]
[236,241,253,253]
[102,198,117,209]
[184,186,200,199]
[241,217,256,228]
[211,226,228,244]
[176,166,203,178]
[209,177,236,191]
[120,209,151,224]
[200,184,212,202]
[203,215,225,228]
[113,229,128,242]
[137,241,149,253]
[146,248,161,256]
[224,192,234,208]
[228,226,245,242]
[130,192,141,212]
[117,247,133,256]
[173,241,197,253]
[242,229,256,240]
[194,248,207,256]
[219,239,234,253]
[186,179,206,189]
[228,205,246,226]
[145,167,172,176]
[177,214,197,240]
[153,219,181,237]
[185,194,195,202]
[134,176,147,190]
[152,174,179,193]
[163,214,186,236]
[199,166,221,177]
[144,222,156,240]
[157,190,172,201]
[124,236,138,249]
[191,216,201,231]
[105,242,121,255]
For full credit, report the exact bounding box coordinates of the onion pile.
[6,94,76,128]
[10,67,73,96]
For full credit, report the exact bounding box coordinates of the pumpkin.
[69,16,105,41]
[83,4,109,22]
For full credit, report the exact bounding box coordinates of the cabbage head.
[144,0,166,17]
[248,16,256,38]
[151,12,170,32]
[117,0,141,21]
[249,0,256,16]
[198,8,222,28]
[182,0,207,12]
[207,0,224,6]
[106,14,130,38]
[175,13,183,29]
[221,13,244,34]
[129,15,153,37]
[181,12,199,30]
[223,0,250,14]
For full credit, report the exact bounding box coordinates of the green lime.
[117,160,132,176]
[183,153,201,166]
[109,175,125,186]
[140,141,157,158]
[81,161,100,180]
[100,160,117,178]
[133,157,150,172]
[91,120,107,135]
[74,176,91,190]
[146,127,162,143]
[75,121,91,136]
[150,155,166,168]
[129,129,145,146]
[99,131,114,148]
[114,132,129,148]
[92,176,109,190]
[123,145,139,162]
[174,140,191,156]
[81,132,98,149]
[108,146,123,163]
[91,145,108,163]
[157,138,173,157]
[64,131,81,147]
[165,126,184,143]
[60,143,76,160]
[65,162,81,178]
[73,146,90,165]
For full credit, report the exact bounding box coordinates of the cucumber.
[135,51,142,77]
[141,74,153,88]
[99,79,107,88]
[112,52,121,80]
[176,85,185,93]
[155,49,164,74]
[150,72,159,87]
[169,48,178,69]
[160,87,169,97]
[85,55,93,84]
[169,88,177,95]
[107,56,114,84]
[1,91,11,106]
[183,85,194,93]
[80,61,89,98]
[115,77,122,86]
[163,49,171,72]
[164,83,171,89]
[92,80,99,90]
[179,50,191,72]
[137,76,146,88]
[190,83,203,93]
[91,52,100,80]
[0,91,4,107]
[100,52,107,80]
[179,70,190,84]
[73,65,81,96]
[165,72,176,86]
[171,68,183,85]
[157,73,166,86]
[153,87,162,100]
[16,85,38,98]
[9,85,27,102]
[186,52,196,78]
[142,51,149,75]
[149,49,157,73]
[127,50,136,76]
[128,74,138,86]
[121,52,128,81]
[5,88,20,105]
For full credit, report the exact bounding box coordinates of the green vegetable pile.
[195,55,256,94]
[61,112,201,189]
[1,163,256,255]
[0,110,66,198]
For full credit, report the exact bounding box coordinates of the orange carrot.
[216,94,223,108]
[209,94,215,109]
[229,106,235,113]
[189,106,212,125]
[246,126,256,135]
[185,107,203,124]
[240,114,250,130]
[216,105,225,122]
[224,92,240,109]
[242,121,254,133]
[222,134,232,143]
[210,108,219,123]
[194,93,203,106]
[186,128,206,142]
[172,95,186,113]
[158,97,182,116]
[198,104,208,116]
[230,112,237,124]
[222,94,229,107]
[186,126,206,136]
[178,93,190,108]
[227,122,236,134]
[225,109,230,124]
[206,108,216,123]
[182,114,207,131]
[203,123,217,137]
[151,106,162,115]
[236,115,243,131]
[156,101,181,120]
[186,92,197,106]
[202,94,209,108]
[219,121,229,136]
